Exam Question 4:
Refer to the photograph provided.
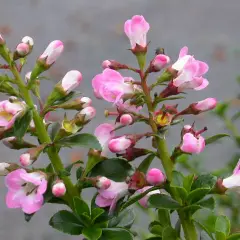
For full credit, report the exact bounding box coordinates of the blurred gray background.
[0,0,240,239]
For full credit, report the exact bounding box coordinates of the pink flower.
[124,15,150,49]
[5,169,47,214]
[96,177,111,190]
[222,159,240,191]
[120,114,133,125]
[146,168,166,186]
[180,125,206,154]
[79,106,96,121]
[0,99,26,130]
[172,46,209,91]
[92,69,134,103]
[108,136,132,153]
[151,54,170,71]
[194,98,217,112]
[52,181,66,197]
[136,186,161,208]
[39,40,64,65]
[16,43,30,57]
[94,123,115,155]
[61,70,82,94]
[95,180,128,213]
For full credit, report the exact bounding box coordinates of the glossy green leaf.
[198,197,215,210]
[56,133,102,150]
[48,122,61,141]
[158,209,171,227]
[171,171,188,200]
[91,208,105,223]
[215,216,230,237]
[82,227,102,240]
[205,134,230,145]
[109,209,135,228]
[162,226,178,240]
[191,174,217,191]
[49,210,83,235]
[149,194,181,210]
[79,212,92,226]
[138,154,155,173]
[215,232,226,240]
[100,228,133,240]
[187,188,211,204]
[183,174,195,193]
[89,158,134,182]
[227,233,240,240]
[73,197,90,217]
[14,108,32,139]
[149,223,163,236]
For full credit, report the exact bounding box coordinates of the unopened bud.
[0,162,10,176]
[19,153,32,167]
[194,98,217,112]
[61,70,82,94]
[146,168,166,185]
[14,43,30,59]
[0,34,5,45]
[78,106,96,122]
[108,136,132,153]
[150,54,170,72]
[102,60,128,70]
[96,177,111,190]
[22,36,34,47]
[3,136,36,149]
[25,72,31,83]
[55,97,92,111]
[52,180,66,197]
[120,114,133,125]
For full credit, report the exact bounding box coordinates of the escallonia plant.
[0,15,238,240]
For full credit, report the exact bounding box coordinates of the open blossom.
[222,159,240,191]
[95,180,128,213]
[0,99,26,130]
[172,46,209,91]
[180,125,206,154]
[39,40,64,65]
[61,70,82,94]
[108,136,132,153]
[5,169,47,214]
[94,123,115,155]
[146,168,165,186]
[124,15,150,49]
[92,69,134,103]
[136,186,161,208]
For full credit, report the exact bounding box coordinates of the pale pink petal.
[124,20,132,38]
[6,189,25,208]
[233,159,240,175]
[5,169,26,190]
[180,133,199,153]
[179,46,189,58]
[103,69,124,83]
[195,61,209,76]
[108,136,132,153]
[194,78,209,90]
[222,174,240,189]
[95,194,113,207]
[197,136,205,153]
[195,98,217,111]
[99,181,128,199]
[61,70,82,93]
[21,193,44,214]
[37,179,48,195]
[172,55,193,71]
[20,172,44,186]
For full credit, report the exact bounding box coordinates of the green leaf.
[158,209,171,227]
[193,209,216,239]
[89,158,134,182]
[73,197,90,217]
[198,197,215,210]
[187,188,211,204]
[183,174,195,193]
[79,212,92,226]
[82,227,102,240]
[138,154,155,173]
[49,210,83,235]
[215,232,226,240]
[205,134,230,145]
[76,166,83,179]
[100,228,133,240]
[109,209,135,228]
[215,216,230,237]
[149,222,163,236]
[171,171,188,200]
[227,233,240,240]
[214,103,229,117]
[162,226,178,240]
[14,108,32,139]
[149,194,181,210]
[48,122,61,141]
[56,133,102,150]
[191,174,217,191]
[91,208,105,223]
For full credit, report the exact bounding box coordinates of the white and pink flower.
[124,15,150,49]
[39,40,64,65]
[52,180,66,197]
[95,180,128,213]
[108,136,132,153]
[92,69,134,103]
[79,106,96,121]
[194,98,217,112]
[16,43,30,57]
[61,70,82,94]
[5,169,47,214]
[96,177,111,190]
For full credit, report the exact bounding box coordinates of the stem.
[139,69,198,240]
[9,62,78,208]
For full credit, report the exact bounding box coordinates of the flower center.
[22,182,37,195]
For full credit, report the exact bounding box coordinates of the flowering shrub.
[0,15,238,240]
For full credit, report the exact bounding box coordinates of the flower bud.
[14,43,30,59]
[108,136,132,153]
[194,98,217,112]
[0,34,5,45]
[79,106,96,121]
[0,162,10,176]
[146,168,165,186]
[96,177,111,190]
[102,60,129,70]
[19,153,32,167]
[102,60,111,69]
[52,180,66,197]
[150,54,170,72]
[120,114,133,125]
[3,136,36,149]
[61,70,82,94]
[22,36,34,47]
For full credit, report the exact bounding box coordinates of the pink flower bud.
[25,72,31,83]
[146,168,165,185]
[16,43,30,57]
[0,34,5,45]
[194,98,217,112]
[108,136,132,153]
[52,181,66,197]
[96,177,111,190]
[22,36,34,47]
[19,153,32,167]
[0,162,10,176]
[120,114,133,125]
[80,97,92,108]
[39,40,64,65]
[61,70,82,93]
[102,60,111,69]
[151,54,170,71]
[79,106,96,121]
